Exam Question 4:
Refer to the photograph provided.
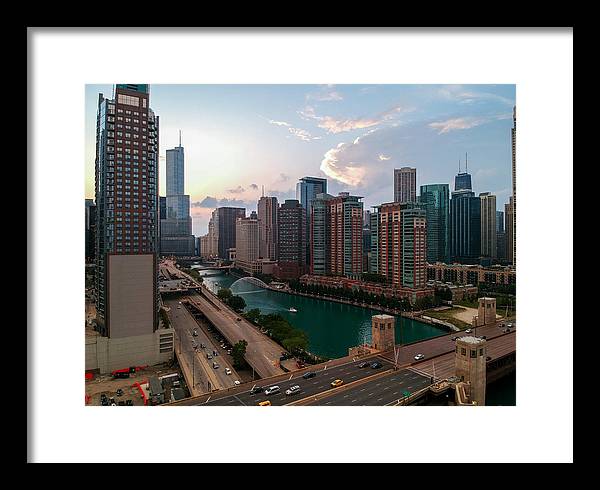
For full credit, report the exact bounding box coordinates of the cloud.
[268,119,291,127]
[249,183,259,190]
[438,85,515,106]
[268,117,320,141]
[306,85,343,102]
[300,104,407,134]
[378,154,391,161]
[227,185,245,194]
[265,188,296,202]
[428,117,487,134]
[320,143,368,187]
[277,173,290,183]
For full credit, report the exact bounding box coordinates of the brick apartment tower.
[327,192,364,277]
[94,84,159,338]
[394,167,417,203]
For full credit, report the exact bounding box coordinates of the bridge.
[230,276,270,290]
[169,319,515,406]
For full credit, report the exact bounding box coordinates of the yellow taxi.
[330,379,344,388]
[258,400,272,406]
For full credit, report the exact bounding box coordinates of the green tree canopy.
[228,295,246,312]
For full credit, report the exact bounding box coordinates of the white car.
[225,368,232,375]
[234,380,241,386]
[414,353,425,361]
[465,329,472,333]
[264,386,280,395]
[285,385,301,396]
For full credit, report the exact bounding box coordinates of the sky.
[85,84,515,237]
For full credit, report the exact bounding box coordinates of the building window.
[117,94,139,107]
[470,350,477,358]
[461,348,466,356]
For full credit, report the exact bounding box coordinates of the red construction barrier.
[85,372,94,380]
[85,394,91,404]
[133,380,148,406]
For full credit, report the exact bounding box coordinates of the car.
[227,350,232,355]
[414,354,425,361]
[370,362,382,369]
[285,385,301,396]
[177,306,181,309]
[249,386,263,395]
[234,380,241,386]
[225,368,232,375]
[486,356,492,361]
[465,329,472,333]
[206,354,213,360]
[358,361,371,368]
[330,379,344,388]
[506,323,513,328]
[192,330,198,337]
[125,400,133,406]
[100,394,108,403]
[451,336,458,341]
[264,386,280,395]
[213,362,219,369]
[111,403,117,406]
[178,301,182,304]
[236,317,242,321]
[503,328,511,333]
[480,335,487,340]
[116,389,124,397]
[302,371,316,379]
[117,401,125,406]
[258,400,271,406]
[101,399,109,406]
[200,343,205,349]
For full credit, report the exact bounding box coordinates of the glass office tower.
[419,183,450,264]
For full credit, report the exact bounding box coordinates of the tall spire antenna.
[458,158,461,173]
[262,185,264,197]
[465,152,468,173]
[179,130,182,147]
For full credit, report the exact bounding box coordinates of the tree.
[217,288,233,302]
[231,339,248,369]
[243,308,261,324]
[282,335,308,354]
[228,294,246,312]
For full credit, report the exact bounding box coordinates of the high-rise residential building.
[91,84,174,374]
[372,202,427,289]
[505,197,514,265]
[394,167,417,203]
[363,210,372,228]
[511,106,516,266]
[419,183,450,264]
[310,193,333,275]
[450,189,481,264]
[401,206,427,289]
[160,134,195,256]
[296,176,327,264]
[85,199,96,263]
[328,192,364,277]
[159,196,167,220]
[479,192,497,260]
[275,199,306,280]
[496,210,506,262]
[217,207,245,259]
[207,210,218,258]
[95,84,159,338]
[369,210,379,274]
[310,192,363,277]
[362,226,371,273]
[258,195,278,260]
[235,216,260,274]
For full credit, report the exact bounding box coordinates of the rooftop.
[458,336,485,345]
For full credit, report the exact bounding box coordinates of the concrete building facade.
[394,167,417,203]
[258,196,278,261]
[479,192,497,260]
[371,314,395,352]
[454,336,487,405]
[276,199,306,280]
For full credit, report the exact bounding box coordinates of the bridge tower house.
[454,336,487,405]
[473,297,496,327]
[371,314,395,351]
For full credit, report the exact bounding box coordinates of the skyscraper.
[511,106,516,266]
[258,195,278,260]
[85,199,96,263]
[217,207,246,259]
[94,84,160,340]
[496,210,506,262]
[296,176,327,264]
[276,199,306,280]
[310,193,333,275]
[401,206,427,289]
[450,189,481,264]
[160,134,195,256]
[505,197,514,265]
[419,183,450,264]
[328,192,364,277]
[235,215,260,274]
[394,167,417,203]
[454,155,473,192]
[479,192,497,260]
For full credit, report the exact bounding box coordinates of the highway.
[161,259,286,379]
[165,298,239,392]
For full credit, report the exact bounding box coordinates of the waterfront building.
[217,207,245,259]
[258,195,278,260]
[85,199,96,263]
[419,183,450,263]
[91,84,174,372]
[450,189,481,264]
[473,297,497,327]
[275,199,306,280]
[427,262,515,286]
[511,106,517,266]
[362,226,371,273]
[310,192,334,275]
[394,167,417,203]
[235,215,260,274]
[479,192,497,260]
[328,192,364,277]
[296,176,327,265]
[505,198,514,265]
[401,206,427,289]
[160,133,195,256]
[369,210,379,274]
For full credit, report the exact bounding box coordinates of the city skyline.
[85,84,516,236]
